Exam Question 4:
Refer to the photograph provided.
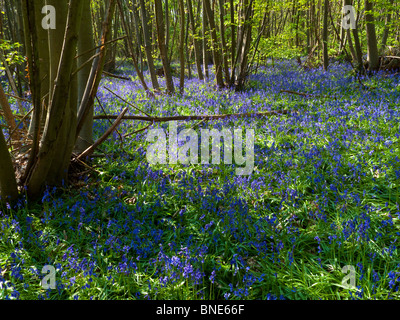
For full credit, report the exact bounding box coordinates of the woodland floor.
[1,59,400,300]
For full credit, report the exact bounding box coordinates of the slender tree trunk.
[185,16,192,80]
[139,0,160,90]
[203,0,225,88]
[27,0,49,138]
[322,0,329,71]
[130,0,143,72]
[235,0,253,90]
[0,126,18,202]
[230,0,236,71]
[218,0,231,86]
[154,0,175,94]
[75,0,95,154]
[202,0,210,80]
[117,0,150,92]
[346,28,357,61]
[0,82,17,139]
[165,0,170,51]
[344,0,363,73]
[179,0,185,93]
[380,0,394,54]
[365,0,379,71]
[187,0,204,80]
[21,0,44,181]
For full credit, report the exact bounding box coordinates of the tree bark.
[203,0,225,88]
[322,0,329,71]
[117,0,150,92]
[75,0,95,154]
[26,0,86,197]
[218,0,231,86]
[344,0,363,73]
[380,0,394,54]
[202,0,210,80]
[0,126,18,202]
[139,0,160,91]
[154,0,175,94]
[0,82,18,139]
[365,0,379,71]
[77,0,117,136]
[179,0,185,93]
[187,0,204,80]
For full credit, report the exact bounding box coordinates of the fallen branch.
[75,107,128,161]
[280,89,312,97]
[93,109,292,122]
[102,71,130,81]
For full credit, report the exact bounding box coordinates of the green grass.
[1,61,400,300]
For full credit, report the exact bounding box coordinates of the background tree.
[365,0,379,71]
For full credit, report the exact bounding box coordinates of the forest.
[0,0,400,302]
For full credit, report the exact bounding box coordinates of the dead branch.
[75,107,128,161]
[102,71,130,81]
[4,93,32,103]
[104,86,152,117]
[93,109,292,122]
[280,90,312,97]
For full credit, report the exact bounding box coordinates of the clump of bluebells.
[1,59,400,299]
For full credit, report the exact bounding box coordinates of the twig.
[189,119,208,130]
[4,93,32,103]
[104,86,152,117]
[6,107,34,145]
[75,107,128,161]
[123,121,154,138]
[95,95,123,144]
[72,52,101,77]
[74,35,128,59]
[71,154,102,174]
[102,71,130,81]
[384,56,400,60]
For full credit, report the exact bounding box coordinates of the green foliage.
[0,40,25,72]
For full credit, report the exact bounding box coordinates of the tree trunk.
[0,82,17,139]
[26,0,86,197]
[179,0,185,93]
[77,0,117,136]
[75,0,95,154]
[344,0,363,73]
[322,0,329,71]
[139,0,160,91]
[232,0,254,90]
[27,0,49,138]
[218,0,231,86]
[365,0,379,71]
[380,0,394,54]
[154,0,175,94]
[230,0,236,71]
[21,0,45,180]
[187,0,204,80]
[117,0,150,92]
[202,0,210,80]
[130,0,143,72]
[0,126,18,202]
[203,0,225,88]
